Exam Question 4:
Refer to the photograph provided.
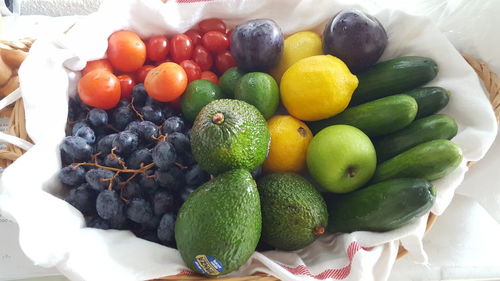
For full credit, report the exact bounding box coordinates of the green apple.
[307,125,376,193]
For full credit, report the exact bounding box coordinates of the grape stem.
[129,100,144,121]
[75,161,156,173]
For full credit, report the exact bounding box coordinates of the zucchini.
[350,56,439,106]
[374,114,458,162]
[308,94,417,137]
[325,178,436,232]
[405,87,450,118]
[371,139,462,183]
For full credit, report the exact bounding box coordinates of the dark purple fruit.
[230,19,284,71]
[323,9,388,73]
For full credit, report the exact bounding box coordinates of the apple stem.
[347,167,357,178]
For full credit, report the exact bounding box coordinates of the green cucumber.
[371,139,462,183]
[350,56,439,106]
[374,114,458,162]
[308,95,417,137]
[325,178,436,233]
[405,87,450,118]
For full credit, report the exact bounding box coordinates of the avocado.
[257,173,328,251]
[175,169,261,276]
[190,99,270,175]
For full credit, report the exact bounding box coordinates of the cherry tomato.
[215,51,237,74]
[180,60,202,82]
[107,30,146,72]
[226,28,234,45]
[202,31,229,53]
[78,69,121,109]
[170,34,193,63]
[135,65,155,83]
[146,35,169,62]
[198,18,226,33]
[82,59,113,76]
[192,45,213,71]
[144,62,188,102]
[184,29,202,46]
[117,74,136,100]
[200,71,218,84]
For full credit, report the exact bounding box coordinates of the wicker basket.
[1,39,498,281]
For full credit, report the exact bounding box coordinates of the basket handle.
[0,88,33,151]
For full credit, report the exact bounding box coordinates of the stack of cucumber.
[309,56,462,232]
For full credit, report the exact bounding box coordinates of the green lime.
[181,80,222,122]
[235,72,279,119]
[219,67,246,98]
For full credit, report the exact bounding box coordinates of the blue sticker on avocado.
[193,255,224,276]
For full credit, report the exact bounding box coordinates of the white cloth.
[0,0,497,280]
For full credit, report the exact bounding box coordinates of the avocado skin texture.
[257,173,328,251]
[175,169,261,276]
[190,99,270,175]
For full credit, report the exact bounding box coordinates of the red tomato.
[179,60,202,82]
[200,71,218,84]
[198,18,226,33]
[192,45,213,71]
[117,74,136,100]
[82,59,113,76]
[226,28,234,45]
[144,62,188,102]
[135,65,155,83]
[170,34,193,63]
[184,29,202,46]
[107,30,146,72]
[146,35,169,62]
[215,51,237,74]
[202,31,229,53]
[78,69,121,109]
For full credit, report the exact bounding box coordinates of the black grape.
[59,164,86,187]
[141,105,165,125]
[157,213,175,243]
[167,132,190,154]
[88,108,108,128]
[74,126,96,144]
[127,148,153,169]
[155,166,185,192]
[72,121,90,135]
[96,133,117,155]
[153,191,175,216]
[137,121,159,144]
[85,169,116,191]
[60,136,93,163]
[162,116,185,134]
[103,153,124,169]
[65,184,97,215]
[112,131,139,156]
[185,164,210,187]
[126,198,153,224]
[112,107,136,130]
[96,189,123,220]
[131,84,148,107]
[152,141,176,170]
[122,181,143,200]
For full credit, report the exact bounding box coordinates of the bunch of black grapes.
[59,84,210,247]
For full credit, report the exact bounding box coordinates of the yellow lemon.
[263,115,313,173]
[280,55,358,121]
[270,31,323,83]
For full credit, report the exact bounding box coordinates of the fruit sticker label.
[193,254,224,276]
